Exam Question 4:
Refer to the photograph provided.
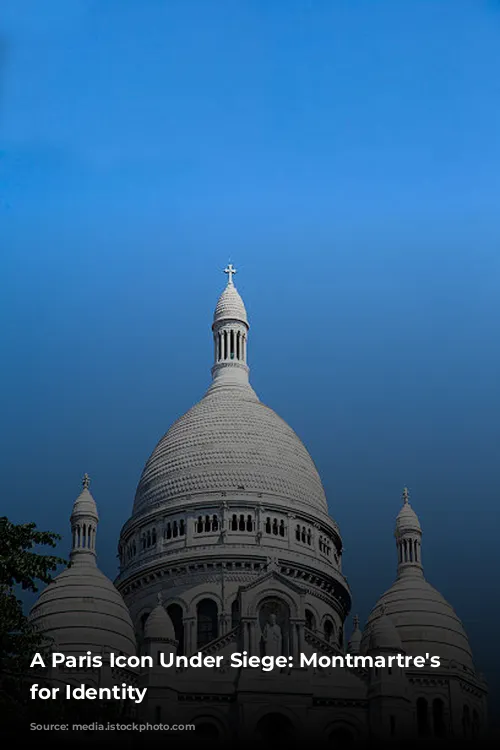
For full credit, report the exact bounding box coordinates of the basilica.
[30,267,488,745]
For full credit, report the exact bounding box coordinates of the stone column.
[184,616,196,654]
[185,511,194,546]
[287,513,295,549]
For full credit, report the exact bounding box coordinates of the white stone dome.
[133,385,329,516]
[144,601,176,641]
[361,574,474,669]
[30,476,136,657]
[213,280,248,325]
[367,610,403,652]
[30,562,137,656]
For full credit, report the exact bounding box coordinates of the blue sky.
[2,0,500,697]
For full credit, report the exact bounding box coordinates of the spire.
[209,265,255,393]
[70,474,99,565]
[394,487,423,578]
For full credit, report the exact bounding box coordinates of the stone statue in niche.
[262,613,282,657]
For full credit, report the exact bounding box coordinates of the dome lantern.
[69,473,99,566]
[210,264,251,391]
[394,487,422,578]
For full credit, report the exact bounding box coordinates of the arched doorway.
[231,598,240,629]
[197,598,218,648]
[256,713,294,742]
[167,603,184,655]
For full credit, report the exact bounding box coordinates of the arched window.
[265,517,271,534]
[305,609,315,631]
[324,620,334,643]
[246,514,253,531]
[272,518,278,535]
[279,520,285,537]
[433,698,446,738]
[166,522,172,540]
[231,514,238,531]
[167,603,184,655]
[172,521,178,538]
[295,524,300,541]
[196,516,203,533]
[179,519,185,536]
[212,514,219,531]
[197,599,218,648]
[417,698,429,736]
[204,515,211,532]
[239,514,246,531]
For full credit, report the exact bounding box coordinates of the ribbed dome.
[361,575,474,669]
[213,282,248,325]
[133,386,328,515]
[144,602,176,641]
[395,501,421,534]
[71,487,98,518]
[30,563,136,656]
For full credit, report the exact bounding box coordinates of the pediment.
[239,569,306,597]
[237,569,307,619]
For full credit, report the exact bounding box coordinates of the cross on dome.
[224,263,237,285]
[353,614,360,629]
[82,473,90,490]
[402,486,409,504]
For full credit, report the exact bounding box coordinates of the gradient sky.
[2,0,500,703]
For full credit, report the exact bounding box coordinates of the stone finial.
[157,592,163,605]
[353,614,360,629]
[402,486,409,504]
[82,473,90,490]
[224,263,237,284]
